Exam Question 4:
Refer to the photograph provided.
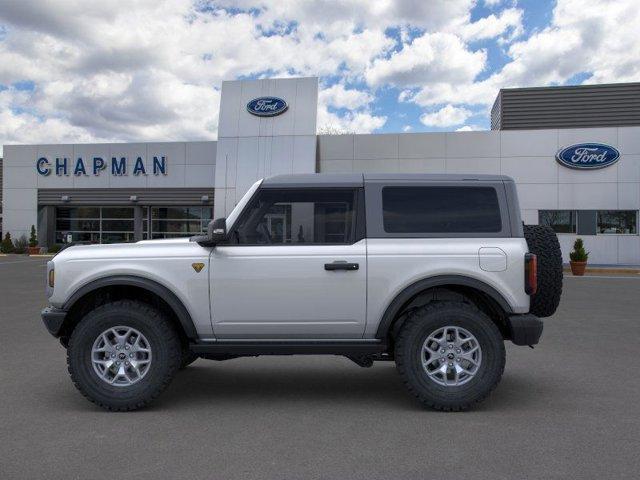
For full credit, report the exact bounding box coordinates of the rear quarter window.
[382,186,502,234]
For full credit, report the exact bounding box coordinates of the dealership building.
[2,78,640,264]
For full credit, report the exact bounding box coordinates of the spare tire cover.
[523,224,563,318]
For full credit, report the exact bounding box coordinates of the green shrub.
[13,235,28,254]
[48,244,63,254]
[29,225,38,248]
[1,233,14,253]
[569,238,589,262]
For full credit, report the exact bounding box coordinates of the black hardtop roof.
[262,173,513,188]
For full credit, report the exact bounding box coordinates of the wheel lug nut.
[456,358,461,362]
[456,349,461,353]
[448,344,453,349]
[125,345,129,350]
[129,353,134,358]
[448,362,453,366]
[440,349,445,354]
[115,361,120,365]
[125,361,130,366]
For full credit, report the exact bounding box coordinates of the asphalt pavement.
[1,255,639,479]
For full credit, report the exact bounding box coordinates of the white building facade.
[2,77,640,264]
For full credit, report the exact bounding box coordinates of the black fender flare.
[63,275,198,339]
[374,275,514,339]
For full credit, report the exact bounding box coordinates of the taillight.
[525,253,537,295]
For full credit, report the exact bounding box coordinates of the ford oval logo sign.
[556,143,620,170]
[246,97,288,117]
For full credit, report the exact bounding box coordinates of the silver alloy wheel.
[420,325,482,387]
[91,326,152,387]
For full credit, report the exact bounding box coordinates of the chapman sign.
[556,143,620,170]
[246,97,288,117]
[36,156,168,177]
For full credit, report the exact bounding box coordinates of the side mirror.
[208,217,227,244]
[191,217,227,247]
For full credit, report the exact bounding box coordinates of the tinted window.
[597,210,637,234]
[231,189,355,245]
[382,186,502,233]
[539,210,577,233]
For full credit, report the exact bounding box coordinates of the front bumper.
[41,307,67,337]
[507,314,543,346]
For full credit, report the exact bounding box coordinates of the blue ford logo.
[247,97,288,117]
[556,143,620,170]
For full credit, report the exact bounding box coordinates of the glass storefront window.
[54,205,215,243]
[539,210,577,233]
[597,211,638,234]
[145,206,214,239]
[55,206,135,244]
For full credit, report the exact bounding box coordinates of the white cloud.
[317,107,387,134]
[402,125,412,132]
[456,124,483,131]
[0,0,638,149]
[319,84,373,110]
[458,7,523,42]
[317,82,384,133]
[366,32,486,87]
[420,105,472,127]
[405,0,640,110]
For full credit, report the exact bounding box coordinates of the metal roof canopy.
[491,82,640,130]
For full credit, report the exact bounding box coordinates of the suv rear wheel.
[67,300,181,411]
[395,301,505,411]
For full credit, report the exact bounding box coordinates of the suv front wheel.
[395,301,505,411]
[67,300,181,411]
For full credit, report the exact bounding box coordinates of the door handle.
[324,261,359,271]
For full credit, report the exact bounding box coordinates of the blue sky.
[0,0,638,149]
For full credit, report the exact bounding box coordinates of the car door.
[210,187,367,339]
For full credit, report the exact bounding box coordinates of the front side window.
[597,210,637,234]
[230,189,356,245]
[382,186,502,234]
[539,210,577,233]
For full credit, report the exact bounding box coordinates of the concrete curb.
[563,266,640,276]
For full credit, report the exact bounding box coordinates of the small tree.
[29,225,38,248]
[13,235,28,254]
[569,238,589,262]
[1,232,15,253]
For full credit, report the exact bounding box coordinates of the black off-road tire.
[67,300,181,411]
[180,350,199,369]
[524,224,563,318]
[395,301,506,411]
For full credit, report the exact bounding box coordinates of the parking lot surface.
[1,255,639,479]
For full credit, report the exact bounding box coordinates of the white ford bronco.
[42,173,562,411]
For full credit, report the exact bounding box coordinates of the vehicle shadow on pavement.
[157,361,546,413]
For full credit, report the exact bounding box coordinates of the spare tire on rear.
[523,224,563,318]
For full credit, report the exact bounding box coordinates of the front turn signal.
[48,268,55,288]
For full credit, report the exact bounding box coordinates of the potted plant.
[569,238,589,276]
[28,225,40,255]
[1,232,14,254]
